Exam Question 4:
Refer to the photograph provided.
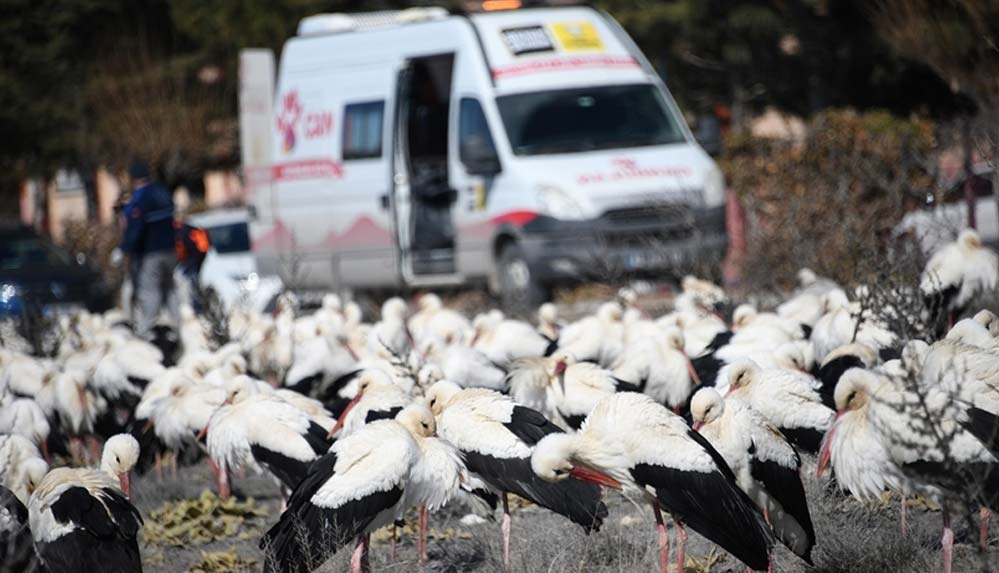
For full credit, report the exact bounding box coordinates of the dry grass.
[132,459,998,573]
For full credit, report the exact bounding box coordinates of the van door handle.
[379,194,390,210]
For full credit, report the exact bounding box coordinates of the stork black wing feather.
[0,486,34,572]
[631,461,773,571]
[462,450,606,533]
[779,426,824,454]
[364,407,403,424]
[262,449,404,573]
[611,377,642,394]
[303,422,334,457]
[250,445,312,490]
[749,454,815,562]
[961,406,999,454]
[816,355,864,409]
[502,405,564,445]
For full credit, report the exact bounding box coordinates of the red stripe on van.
[490,210,539,227]
[492,56,639,79]
[272,159,344,181]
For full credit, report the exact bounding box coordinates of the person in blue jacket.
[120,159,178,338]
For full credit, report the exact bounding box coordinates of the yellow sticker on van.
[550,22,604,52]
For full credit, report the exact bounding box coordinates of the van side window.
[458,98,497,168]
[343,101,384,160]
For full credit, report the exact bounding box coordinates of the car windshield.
[205,222,251,254]
[496,84,686,156]
[0,236,72,271]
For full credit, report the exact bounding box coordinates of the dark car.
[0,226,114,317]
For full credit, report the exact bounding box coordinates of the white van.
[245,3,727,308]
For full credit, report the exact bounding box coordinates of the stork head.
[101,434,140,497]
[797,267,818,287]
[538,302,558,326]
[549,350,575,377]
[690,388,724,431]
[225,354,248,375]
[532,433,622,490]
[663,327,685,352]
[726,360,759,392]
[223,376,259,405]
[731,304,757,330]
[396,404,436,438]
[833,369,875,414]
[417,363,444,388]
[322,293,342,312]
[382,297,409,322]
[424,380,462,417]
[21,457,48,496]
[959,228,983,250]
[597,301,624,323]
[974,310,999,336]
[773,342,807,372]
[417,293,442,312]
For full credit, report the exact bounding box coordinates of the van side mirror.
[692,113,722,157]
[461,136,501,176]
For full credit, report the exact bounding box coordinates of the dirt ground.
[130,457,999,573]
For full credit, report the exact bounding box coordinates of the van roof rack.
[297,8,450,36]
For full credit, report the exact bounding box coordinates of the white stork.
[530,391,773,572]
[367,297,412,359]
[0,395,51,459]
[0,435,48,504]
[425,381,608,572]
[205,377,332,500]
[261,409,422,573]
[819,367,999,573]
[471,312,557,368]
[691,388,816,564]
[27,434,142,573]
[419,337,506,391]
[556,301,625,366]
[726,360,835,454]
[921,229,999,328]
[51,369,101,465]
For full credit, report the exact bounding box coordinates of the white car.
[186,208,283,312]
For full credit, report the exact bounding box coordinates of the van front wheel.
[497,244,548,313]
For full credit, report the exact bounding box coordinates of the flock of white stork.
[1,228,998,573]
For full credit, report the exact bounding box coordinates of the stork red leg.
[419,503,429,564]
[86,435,101,465]
[389,525,397,562]
[501,493,511,573]
[69,437,83,466]
[652,502,669,573]
[980,506,992,552]
[673,514,688,573]
[942,510,954,573]
[208,459,231,499]
[154,452,164,481]
[350,534,371,573]
[40,439,50,464]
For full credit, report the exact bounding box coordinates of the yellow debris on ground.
[190,548,258,573]
[143,489,270,547]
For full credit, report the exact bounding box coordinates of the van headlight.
[702,165,726,208]
[537,185,587,221]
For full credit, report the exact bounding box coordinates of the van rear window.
[496,84,685,156]
[343,101,384,160]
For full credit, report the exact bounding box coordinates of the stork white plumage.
[613,325,699,412]
[815,342,879,409]
[28,434,142,573]
[367,297,412,359]
[205,377,332,500]
[0,435,48,504]
[52,369,101,465]
[329,369,413,438]
[537,302,561,341]
[726,360,835,454]
[408,293,472,346]
[921,229,999,327]
[425,381,607,572]
[179,303,213,356]
[261,410,423,573]
[691,388,816,564]
[420,337,506,391]
[556,301,625,366]
[284,333,359,396]
[0,394,51,459]
[818,368,999,573]
[530,392,773,572]
[395,404,463,563]
[471,312,557,368]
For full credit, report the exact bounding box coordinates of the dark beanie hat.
[128,159,151,180]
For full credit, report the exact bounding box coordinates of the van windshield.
[496,84,686,156]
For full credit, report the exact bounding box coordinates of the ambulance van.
[245,2,727,308]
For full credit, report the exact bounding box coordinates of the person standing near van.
[120,159,179,338]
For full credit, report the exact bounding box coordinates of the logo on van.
[277,90,303,153]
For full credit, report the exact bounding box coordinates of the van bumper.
[517,204,727,283]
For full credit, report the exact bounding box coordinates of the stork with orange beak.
[532,392,773,573]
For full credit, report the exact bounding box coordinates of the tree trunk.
[963,115,977,229]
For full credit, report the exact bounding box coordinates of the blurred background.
[1,0,996,293]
